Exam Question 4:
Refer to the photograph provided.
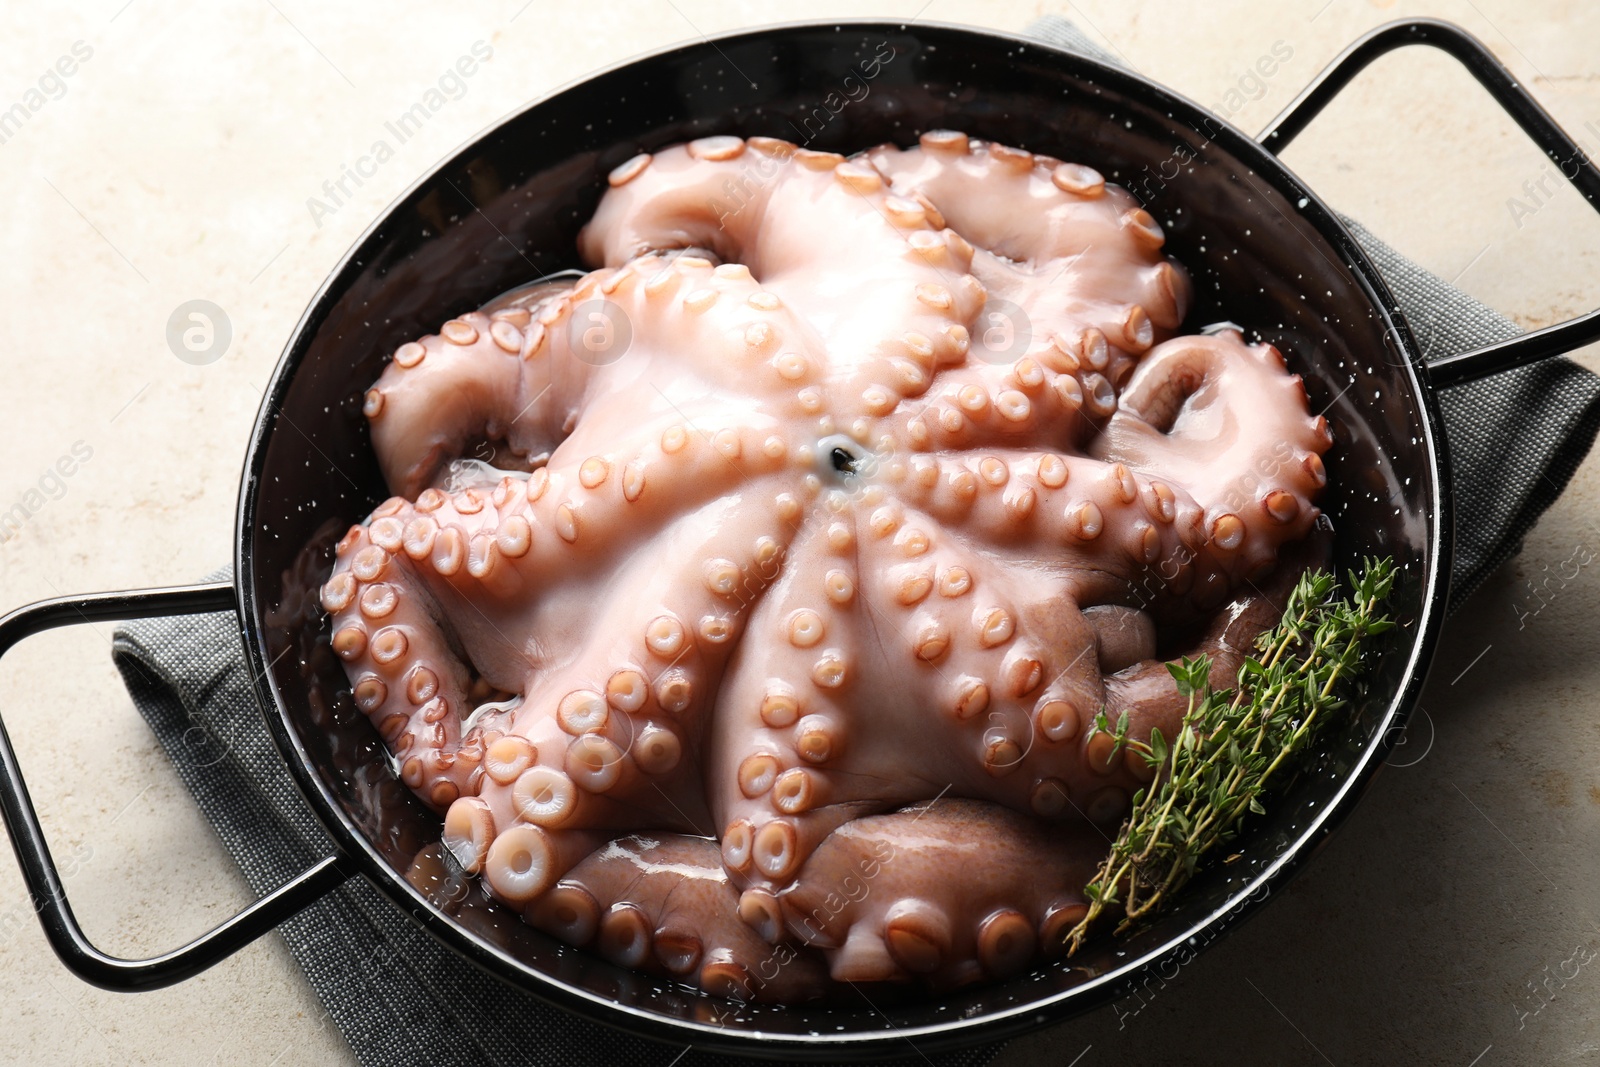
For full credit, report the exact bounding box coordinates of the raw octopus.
[319,131,1331,1002]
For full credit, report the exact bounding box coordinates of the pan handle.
[1259,18,1600,388]
[0,582,352,991]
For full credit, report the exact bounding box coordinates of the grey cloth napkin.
[1341,212,1600,605]
[106,16,1600,1067]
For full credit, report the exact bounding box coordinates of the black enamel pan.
[3,17,1598,1060]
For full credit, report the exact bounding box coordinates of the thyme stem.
[1064,558,1396,955]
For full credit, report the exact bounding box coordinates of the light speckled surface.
[1,2,1597,1064]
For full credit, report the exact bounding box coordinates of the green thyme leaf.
[1063,558,1396,955]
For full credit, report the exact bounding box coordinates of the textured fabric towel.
[107,15,1600,1067]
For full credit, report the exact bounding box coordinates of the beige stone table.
[1,1,1597,1063]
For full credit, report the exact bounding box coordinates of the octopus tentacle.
[442,492,802,900]
[323,519,480,807]
[777,799,1105,985]
[556,251,834,436]
[324,470,793,813]
[1092,329,1331,579]
[528,833,829,1002]
[579,137,788,267]
[358,428,784,671]
[579,136,987,422]
[708,516,1118,885]
[707,516,901,894]
[868,132,1192,386]
[888,449,1223,611]
[891,356,1097,454]
[366,281,590,498]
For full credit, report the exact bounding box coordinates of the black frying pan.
[3,17,1598,1060]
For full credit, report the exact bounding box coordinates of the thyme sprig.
[1064,558,1397,956]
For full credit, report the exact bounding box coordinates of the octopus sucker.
[482,824,606,906]
[320,131,1335,1000]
